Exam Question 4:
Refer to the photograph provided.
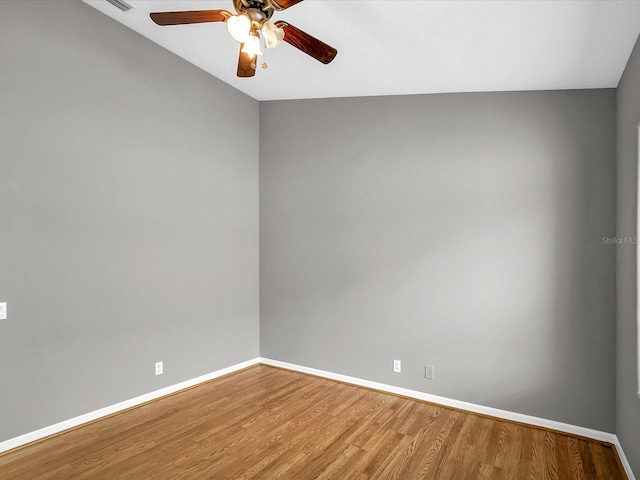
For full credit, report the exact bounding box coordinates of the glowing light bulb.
[226,14,251,43]
[241,33,263,57]
[261,21,284,49]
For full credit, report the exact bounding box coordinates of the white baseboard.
[613,436,637,480]
[1,356,634,480]
[259,357,636,480]
[0,357,261,455]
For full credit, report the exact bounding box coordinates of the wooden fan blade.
[274,21,337,64]
[237,45,256,78]
[150,10,231,26]
[269,0,304,11]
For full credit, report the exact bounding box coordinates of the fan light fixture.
[241,32,263,57]
[261,21,284,49]
[227,15,283,54]
[226,13,252,43]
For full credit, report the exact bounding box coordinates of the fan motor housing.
[235,0,274,19]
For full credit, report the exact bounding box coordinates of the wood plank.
[566,436,587,480]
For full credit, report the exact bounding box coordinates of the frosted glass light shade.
[226,14,252,43]
[241,34,263,57]
[261,21,284,49]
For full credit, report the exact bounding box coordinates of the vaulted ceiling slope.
[83,0,640,101]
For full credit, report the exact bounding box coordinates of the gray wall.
[260,90,617,432]
[0,0,259,442]
[617,34,640,474]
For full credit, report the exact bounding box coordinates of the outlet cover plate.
[155,361,163,375]
[393,359,401,373]
[425,365,435,380]
[0,302,6,320]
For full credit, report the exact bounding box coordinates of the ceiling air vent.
[105,0,132,11]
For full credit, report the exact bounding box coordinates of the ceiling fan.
[149,0,337,78]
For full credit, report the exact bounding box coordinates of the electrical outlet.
[155,361,163,376]
[393,359,401,373]
[0,302,6,321]
[425,365,435,380]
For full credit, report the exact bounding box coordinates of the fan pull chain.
[261,36,268,69]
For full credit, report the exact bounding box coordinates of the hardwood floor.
[0,365,626,479]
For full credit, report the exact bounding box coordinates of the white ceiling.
[83,0,640,101]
